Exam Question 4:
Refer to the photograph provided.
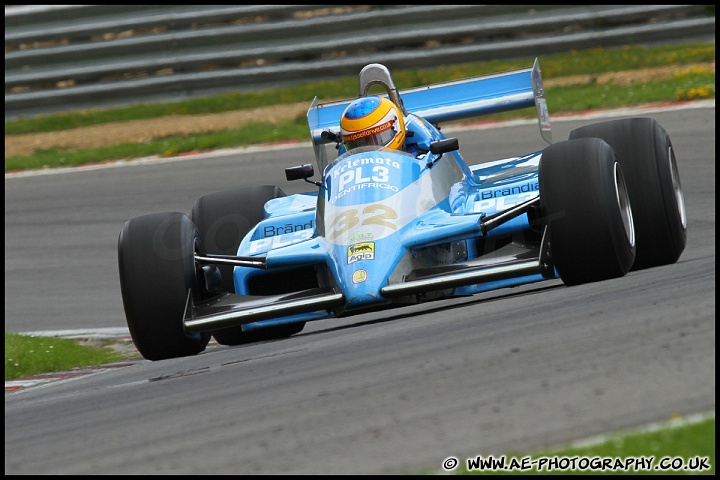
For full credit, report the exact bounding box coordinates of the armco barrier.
[4,4,715,119]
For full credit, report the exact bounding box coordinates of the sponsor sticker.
[348,242,375,264]
[352,269,368,284]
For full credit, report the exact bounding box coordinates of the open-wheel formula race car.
[118,60,687,361]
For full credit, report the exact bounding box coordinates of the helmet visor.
[343,120,397,151]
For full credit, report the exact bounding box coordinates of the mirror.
[430,137,459,155]
[285,164,314,181]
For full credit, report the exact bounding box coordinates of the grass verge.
[4,42,715,172]
[453,414,715,475]
[5,333,131,381]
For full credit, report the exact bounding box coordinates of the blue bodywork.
[183,60,558,334]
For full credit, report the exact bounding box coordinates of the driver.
[339,96,423,158]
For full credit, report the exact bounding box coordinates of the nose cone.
[346,290,383,308]
[328,237,405,310]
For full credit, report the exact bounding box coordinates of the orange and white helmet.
[340,96,406,151]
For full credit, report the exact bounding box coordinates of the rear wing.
[308,59,551,172]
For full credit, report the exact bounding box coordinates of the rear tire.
[118,212,211,360]
[569,118,686,270]
[191,186,306,345]
[539,138,636,286]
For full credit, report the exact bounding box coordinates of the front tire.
[539,138,636,286]
[118,212,211,360]
[191,186,306,345]
[569,118,687,270]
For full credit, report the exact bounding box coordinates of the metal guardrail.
[4,4,715,119]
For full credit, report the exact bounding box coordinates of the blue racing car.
[118,60,687,360]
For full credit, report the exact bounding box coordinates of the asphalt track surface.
[4,103,715,474]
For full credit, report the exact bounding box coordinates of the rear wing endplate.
[308,59,551,172]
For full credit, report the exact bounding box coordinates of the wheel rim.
[668,145,687,230]
[614,162,635,247]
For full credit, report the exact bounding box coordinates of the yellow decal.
[352,269,368,284]
[348,242,375,264]
[329,204,397,240]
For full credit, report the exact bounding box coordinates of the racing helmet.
[340,96,406,151]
